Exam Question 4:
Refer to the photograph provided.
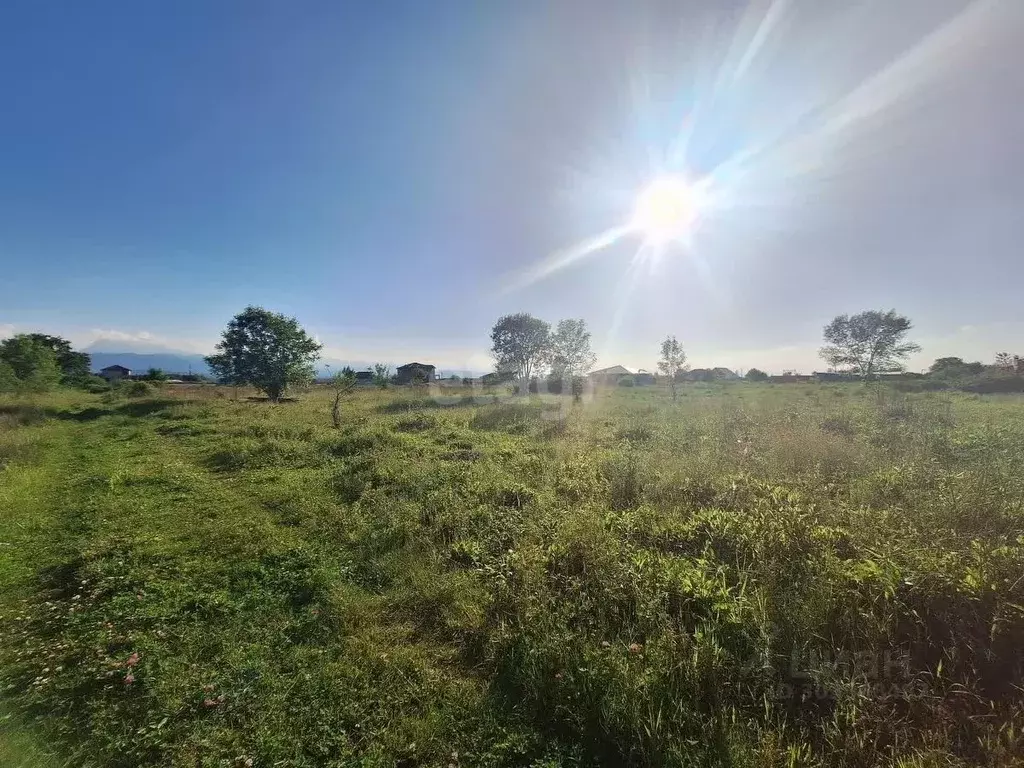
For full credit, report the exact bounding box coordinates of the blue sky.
[2,0,1022,374]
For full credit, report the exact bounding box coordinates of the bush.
[77,375,111,393]
[0,360,18,393]
[570,375,586,401]
[513,378,541,394]
[617,376,635,387]
[123,381,153,397]
[962,374,1024,394]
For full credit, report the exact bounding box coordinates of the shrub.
[570,375,586,402]
[0,360,18,393]
[617,376,635,387]
[78,375,111,393]
[123,381,153,397]
[962,373,1024,394]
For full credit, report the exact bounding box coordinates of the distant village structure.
[98,364,131,383]
[88,353,922,392]
[395,362,436,384]
[682,367,740,382]
[588,365,633,385]
[586,366,657,386]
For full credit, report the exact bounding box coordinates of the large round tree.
[819,309,920,378]
[205,306,322,401]
[490,312,551,383]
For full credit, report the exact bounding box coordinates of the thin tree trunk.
[332,391,342,428]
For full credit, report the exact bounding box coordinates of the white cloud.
[80,328,214,354]
[0,323,15,339]
[89,328,158,343]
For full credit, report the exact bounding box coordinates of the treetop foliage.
[548,318,596,379]
[820,309,920,377]
[205,306,321,401]
[490,313,552,381]
[0,334,65,392]
[20,333,91,381]
[658,335,688,400]
[489,314,598,385]
[745,368,769,381]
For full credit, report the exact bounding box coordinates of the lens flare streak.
[504,0,1012,296]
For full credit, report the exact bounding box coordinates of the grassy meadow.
[1,382,1023,767]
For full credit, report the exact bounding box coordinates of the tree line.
[0,334,92,393]
[3,306,1021,400]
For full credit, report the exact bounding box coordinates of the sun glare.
[630,174,700,245]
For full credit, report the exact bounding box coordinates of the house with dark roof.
[98,364,131,383]
[682,367,739,382]
[481,370,514,386]
[395,362,435,384]
[588,365,633,385]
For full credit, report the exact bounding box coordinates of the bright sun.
[630,174,700,245]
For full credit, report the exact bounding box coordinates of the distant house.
[769,372,813,383]
[683,367,739,382]
[634,369,656,386]
[354,371,374,385]
[682,368,708,381]
[481,371,514,386]
[589,365,633,385]
[395,362,436,384]
[98,365,131,383]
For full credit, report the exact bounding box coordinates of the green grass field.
[1,383,1023,767]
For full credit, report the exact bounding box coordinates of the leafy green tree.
[994,352,1023,373]
[205,306,322,401]
[744,368,769,381]
[657,335,688,401]
[0,335,63,392]
[820,310,920,378]
[144,367,168,381]
[0,360,18,393]
[929,357,984,378]
[372,363,391,389]
[930,357,965,375]
[490,312,551,383]
[21,334,90,381]
[549,318,597,380]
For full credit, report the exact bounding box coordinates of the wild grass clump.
[205,436,322,471]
